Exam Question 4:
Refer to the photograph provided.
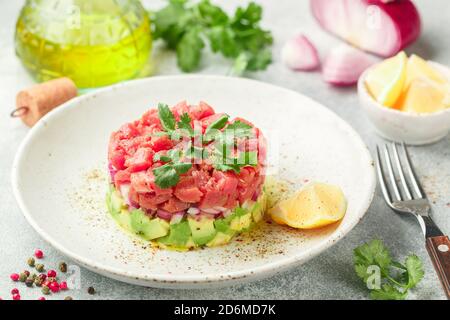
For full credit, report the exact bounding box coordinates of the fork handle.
[426,235,450,299]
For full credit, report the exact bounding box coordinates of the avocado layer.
[106,186,267,250]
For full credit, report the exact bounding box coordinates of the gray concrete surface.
[0,0,449,300]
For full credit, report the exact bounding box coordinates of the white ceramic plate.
[12,76,375,288]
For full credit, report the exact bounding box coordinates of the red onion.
[201,208,221,215]
[108,163,117,181]
[281,34,320,71]
[223,210,233,218]
[322,45,376,86]
[187,207,200,215]
[170,212,184,224]
[311,0,421,57]
[156,209,172,221]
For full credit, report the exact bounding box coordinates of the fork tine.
[383,144,402,201]
[391,143,412,200]
[376,145,393,206]
[402,142,424,198]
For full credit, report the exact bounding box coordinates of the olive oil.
[15,0,152,89]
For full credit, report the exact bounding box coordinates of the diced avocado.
[141,218,170,240]
[230,212,253,232]
[130,209,146,233]
[116,209,132,230]
[207,232,233,247]
[252,202,263,223]
[188,216,217,245]
[214,218,235,236]
[157,221,192,247]
[240,213,252,231]
[234,207,248,217]
[110,190,124,214]
[130,210,170,240]
[229,216,241,231]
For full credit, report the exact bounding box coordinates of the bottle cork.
[12,77,77,127]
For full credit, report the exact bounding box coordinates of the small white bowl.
[358,61,450,145]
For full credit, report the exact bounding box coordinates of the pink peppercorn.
[10,273,19,282]
[47,270,57,278]
[38,297,46,300]
[49,282,60,293]
[60,281,68,290]
[11,288,19,295]
[34,249,44,259]
[12,294,21,300]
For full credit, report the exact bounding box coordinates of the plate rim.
[11,75,376,286]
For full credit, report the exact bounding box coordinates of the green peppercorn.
[31,273,37,280]
[41,286,50,295]
[34,278,43,287]
[25,277,34,287]
[35,264,45,272]
[59,262,67,273]
[64,296,73,300]
[19,273,27,282]
[87,286,95,295]
[47,277,56,283]
[27,257,35,267]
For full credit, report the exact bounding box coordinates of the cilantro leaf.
[370,284,407,301]
[353,239,392,277]
[158,103,176,132]
[208,26,240,58]
[177,113,194,136]
[152,0,273,73]
[204,114,229,142]
[176,27,205,72]
[404,254,424,289]
[226,120,253,137]
[353,239,425,300]
[153,153,172,163]
[173,162,192,174]
[197,0,228,26]
[153,164,179,189]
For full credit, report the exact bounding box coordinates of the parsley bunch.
[152,0,273,74]
[353,239,424,300]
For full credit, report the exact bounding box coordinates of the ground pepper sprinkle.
[59,262,67,273]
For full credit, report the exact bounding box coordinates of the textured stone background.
[0,0,448,300]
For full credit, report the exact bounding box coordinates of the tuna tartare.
[106,101,267,250]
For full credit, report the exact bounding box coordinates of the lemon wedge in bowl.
[269,182,347,229]
[405,54,448,88]
[395,77,450,114]
[365,51,407,108]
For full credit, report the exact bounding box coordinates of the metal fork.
[376,142,450,299]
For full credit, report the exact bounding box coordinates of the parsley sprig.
[153,103,259,188]
[152,0,273,74]
[353,239,424,300]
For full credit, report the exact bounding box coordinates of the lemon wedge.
[269,182,347,229]
[365,51,407,108]
[405,54,447,88]
[395,77,450,114]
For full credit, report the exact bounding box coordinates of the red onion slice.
[311,0,421,57]
[322,45,376,86]
[281,34,320,71]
